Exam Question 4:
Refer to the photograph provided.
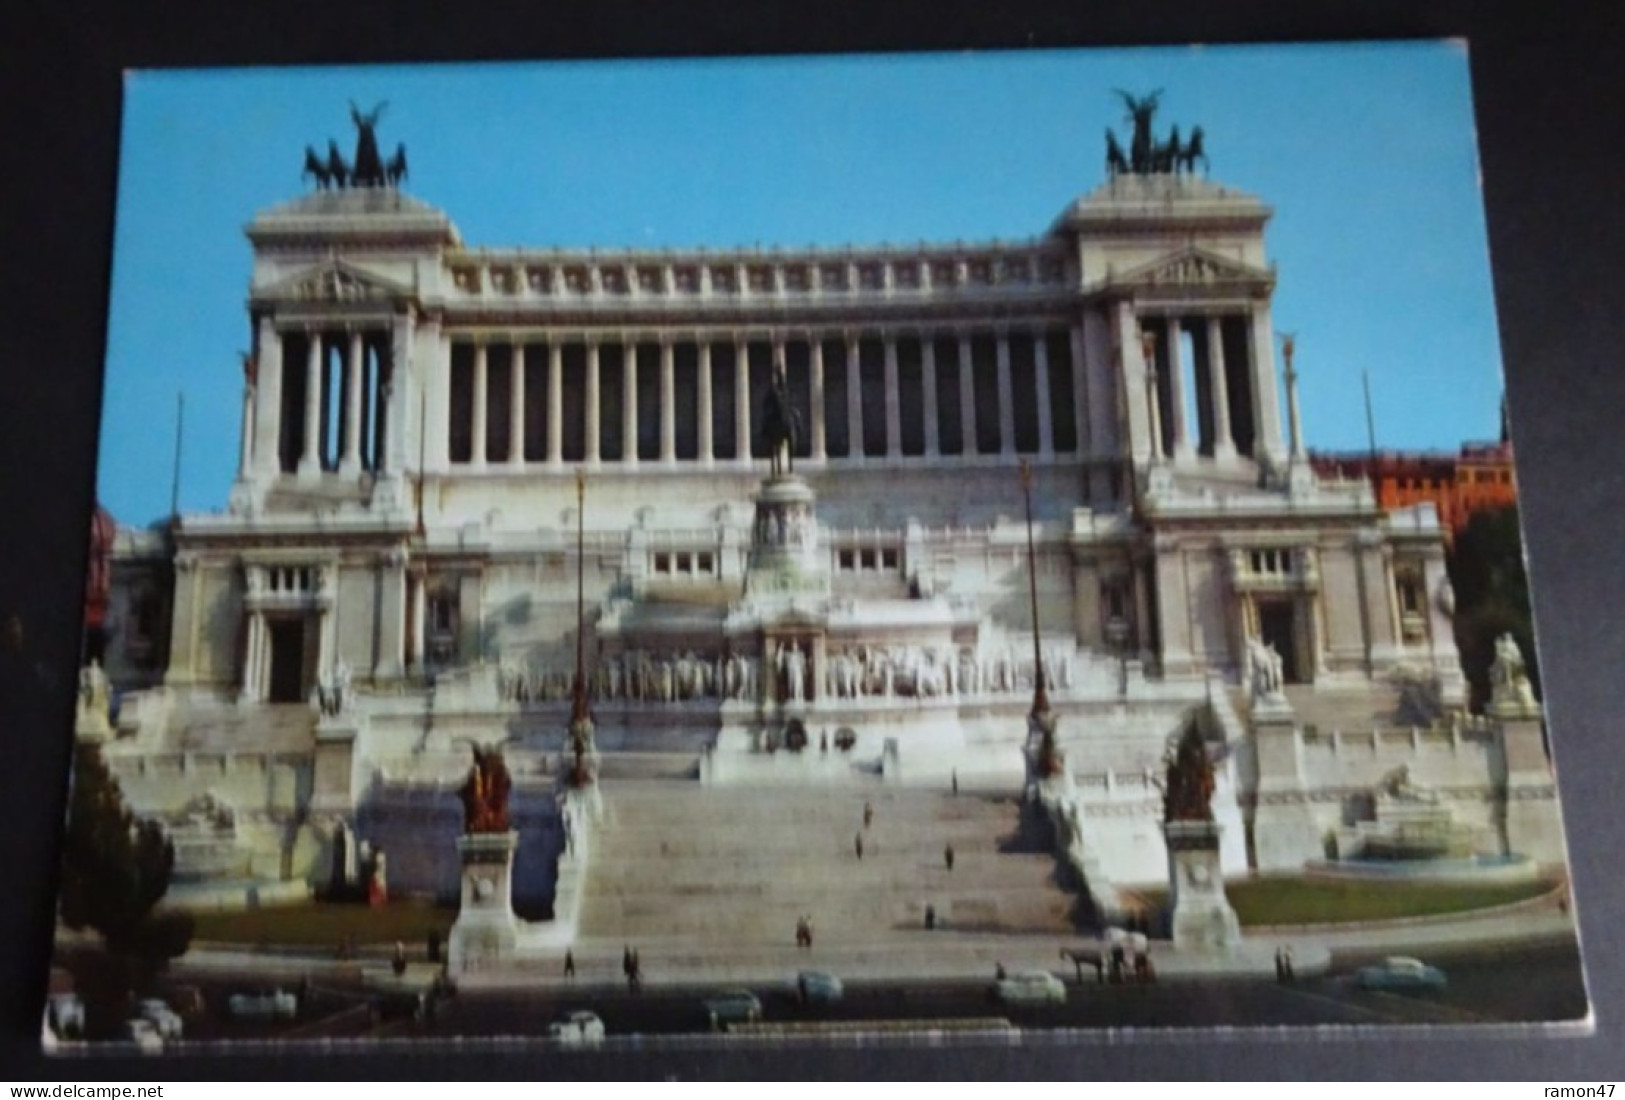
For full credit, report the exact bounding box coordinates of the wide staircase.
[563,778,1083,985]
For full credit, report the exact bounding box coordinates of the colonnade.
[440,326,1087,468]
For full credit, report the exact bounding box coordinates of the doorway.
[1256,600,1302,684]
[267,618,307,703]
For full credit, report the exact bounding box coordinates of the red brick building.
[1310,441,1517,536]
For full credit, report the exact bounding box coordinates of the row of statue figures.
[300,102,407,190]
[1105,89,1208,178]
[495,640,1085,706]
[753,506,816,550]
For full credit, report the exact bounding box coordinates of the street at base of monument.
[50,939,1583,1050]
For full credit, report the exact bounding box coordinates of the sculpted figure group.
[494,638,1082,707]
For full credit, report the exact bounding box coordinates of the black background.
[3,0,1624,1080]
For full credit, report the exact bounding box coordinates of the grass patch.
[186,899,456,947]
[1135,876,1551,927]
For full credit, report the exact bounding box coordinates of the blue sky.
[101,43,1502,526]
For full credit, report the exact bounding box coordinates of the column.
[920,334,938,456]
[509,341,526,466]
[585,338,601,468]
[844,332,862,462]
[996,329,1016,457]
[809,335,826,461]
[1166,318,1193,460]
[419,313,449,474]
[1075,321,1098,459]
[1034,329,1054,458]
[340,329,365,474]
[734,334,751,467]
[298,330,323,478]
[376,549,407,680]
[242,608,262,701]
[471,340,489,469]
[659,337,676,464]
[957,332,976,456]
[547,341,564,467]
[251,317,283,477]
[883,331,901,458]
[622,337,639,465]
[1207,316,1236,460]
[1249,304,1285,466]
[697,339,714,465]
[384,310,413,476]
[237,381,254,479]
[410,572,428,672]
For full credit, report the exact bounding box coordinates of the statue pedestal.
[447,830,520,974]
[1163,820,1241,952]
[743,475,828,603]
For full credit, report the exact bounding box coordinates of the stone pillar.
[1163,820,1241,950]
[659,337,676,464]
[845,332,863,462]
[509,342,526,466]
[419,314,449,474]
[734,335,752,467]
[809,336,827,461]
[883,330,902,459]
[957,332,976,456]
[1207,316,1236,460]
[547,341,564,467]
[1034,329,1054,458]
[341,329,365,474]
[584,338,601,468]
[697,339,714,466]
[447,831,521,974]
[385,311,413,477]
[237,381,255,480]
[1249,305,1286,468]
[1115,302,1152,464]
[298,330,324,478]
[471,340,489,469]
[622,337,639,466]
[920,334,939,456]
[242,606,264,702]
[996,328,1016,457]
[1166,319,1193,461]
[375,549,407,681]
[410,571,427,673]
[251,317,283,478]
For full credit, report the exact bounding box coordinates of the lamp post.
[567,468,597,788]
[1020,460,1061,777]
[1106,614,1129,697]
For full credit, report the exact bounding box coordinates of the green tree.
[1448,505,1539,712]
[58,743,192,962]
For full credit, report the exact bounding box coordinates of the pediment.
[1115,246,1271,288]
[258,260,411,304]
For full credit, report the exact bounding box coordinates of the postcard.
[48,43,1588,1052]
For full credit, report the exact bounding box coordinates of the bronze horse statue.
[303,145,335,189]
[759,359,801,477]
[1177,127,1209,175]
[326,141,351,189]
[386,143,409,187]
[1105,130,1130,178]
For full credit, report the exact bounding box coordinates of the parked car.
[1355,956,1447,991]
[547,1009,606,1045]
[135,998,184,1040]
[124,1018,164,1053]
[794,971,844,1004]
[994,970,1068,1005]
[46,993,84,1039]
[370,985,436,1024]
[227,988,299,1021]
[703,989,763,1029]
